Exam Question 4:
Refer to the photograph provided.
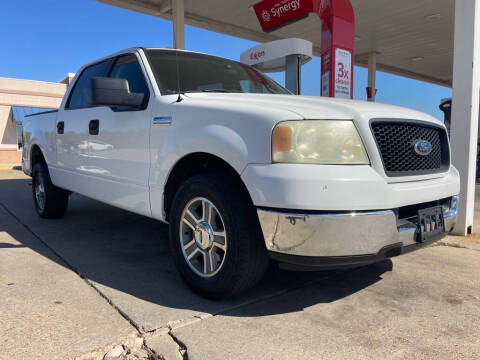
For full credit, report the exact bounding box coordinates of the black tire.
[169,173,269,299]
[32,162,69,219]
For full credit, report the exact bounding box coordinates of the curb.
[0,165,21,171]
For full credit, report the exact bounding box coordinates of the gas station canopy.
[97,0,454,86]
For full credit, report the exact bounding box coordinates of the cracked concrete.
[75,329,187,360]
[145,333,185,360]
[1,170,479,359]
[76,334,149,360]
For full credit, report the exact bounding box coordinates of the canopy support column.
[285,55,301,95]
[367,52,377,102]
[172,0,185,49]
[451,0,480,235]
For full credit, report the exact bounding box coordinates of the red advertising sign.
[334,48,352,98]
[319,0,355,99]
[253,0,313,32]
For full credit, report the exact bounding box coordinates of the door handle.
[57,121,64,134]
[89,119,99,135]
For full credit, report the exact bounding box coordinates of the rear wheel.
[169,173,269,299]
[32,162,69,218]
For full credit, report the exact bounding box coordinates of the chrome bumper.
[257,196,458,258]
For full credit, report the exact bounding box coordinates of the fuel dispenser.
[240,38,313,95]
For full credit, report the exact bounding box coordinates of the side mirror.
[91,77,144,107]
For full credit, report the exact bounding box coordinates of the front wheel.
[169,173,269,299]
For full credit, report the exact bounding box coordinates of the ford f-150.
[21,48,460,298]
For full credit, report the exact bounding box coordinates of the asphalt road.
[1,169,479,359]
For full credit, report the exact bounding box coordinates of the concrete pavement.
[173,246,480,359]
[1,169,479,359]
[0,201,135,360]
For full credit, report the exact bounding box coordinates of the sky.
[1,0,452,120]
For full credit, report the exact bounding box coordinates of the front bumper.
[241,164,460,211]
[257,196,458,269]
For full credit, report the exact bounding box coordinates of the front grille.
[371,120,450,177]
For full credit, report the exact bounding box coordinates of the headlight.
[272,120,369,164]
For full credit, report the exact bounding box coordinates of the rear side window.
[66,60,112,110]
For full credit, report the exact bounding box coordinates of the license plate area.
[417,206,445,242]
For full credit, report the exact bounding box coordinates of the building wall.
[0,92,63,109]
[0,105,14,144]
[0,145,21,164]
[0,105,20,164]
[0,77,68,164]
[0,77,66,101]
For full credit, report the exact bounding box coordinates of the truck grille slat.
[371,120,450,177]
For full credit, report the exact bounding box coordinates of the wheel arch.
[163,152,253,222]
[30,144,47,172]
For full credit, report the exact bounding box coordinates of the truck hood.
[182,92,443,126]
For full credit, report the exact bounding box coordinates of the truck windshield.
[145,49,291,95]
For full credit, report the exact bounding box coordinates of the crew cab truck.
[22,48,460,299]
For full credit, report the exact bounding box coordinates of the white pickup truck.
[22,47,460,298]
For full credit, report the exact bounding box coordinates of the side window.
[66,60,112,110]
[110,54,149,109]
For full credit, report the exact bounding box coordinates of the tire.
[32,162,69,219]
[169,173,269,299]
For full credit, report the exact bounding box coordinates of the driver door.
[85,53,152,216]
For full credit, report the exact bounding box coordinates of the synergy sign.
[253,0,312,32]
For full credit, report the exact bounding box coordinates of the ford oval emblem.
[414,139,433,156]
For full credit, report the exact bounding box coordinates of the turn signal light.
[272,126,292,152]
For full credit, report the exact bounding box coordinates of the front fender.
[153,124,249,187]
[149,124,251,221]
[168,124,249,173]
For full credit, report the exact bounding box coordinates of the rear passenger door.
[85,53,152,216]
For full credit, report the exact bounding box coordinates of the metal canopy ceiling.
[96,0,455,86]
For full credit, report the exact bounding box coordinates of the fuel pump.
[240,38,312,95]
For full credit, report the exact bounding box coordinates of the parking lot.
[1,169,479,360]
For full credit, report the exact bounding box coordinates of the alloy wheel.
[34,175,46,211]
[179,197,227,277]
